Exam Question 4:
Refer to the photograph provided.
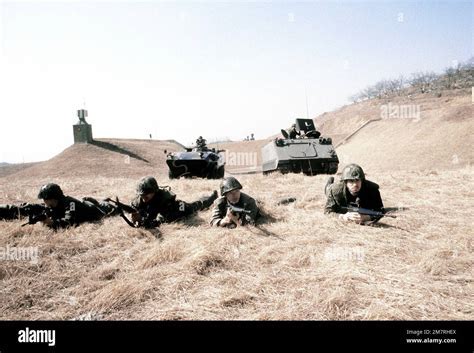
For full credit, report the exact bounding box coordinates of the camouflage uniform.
[131,176,217,227]
[324,164,384,221]
[210,176,260,227]
[38,184,106,230]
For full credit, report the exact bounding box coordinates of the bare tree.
[462,56,474,70]
[444,66,459,89]
[374,80,393,98]
[362,85,378,100]
[458,57,474,87]
[409,71,438,93]
[348,57,471,103]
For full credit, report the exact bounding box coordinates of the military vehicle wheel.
[206,165,216,179]
[290,165,302,174]
[216,166,225,178]
[328,164,338,174]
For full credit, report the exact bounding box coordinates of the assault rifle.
[21,204,51,226]
[228,204,252,215]
[341,205,397,219]
[106,197,161,229]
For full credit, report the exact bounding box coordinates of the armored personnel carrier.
[261,119,339,175]
[166,144,225,179]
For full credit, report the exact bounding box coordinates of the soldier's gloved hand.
[220,209,238,227]
[41,217,53,226]
[227,208,240,223]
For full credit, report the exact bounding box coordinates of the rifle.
[341,205,396,219]
[228,204,252,215]
[226,204,255,227]
[105,197,137,214]
[106,197,161,229]
[21,204,51,227]
[20,203,47,217]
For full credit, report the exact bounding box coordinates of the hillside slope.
[4,139,182,181]
[316,89,470,146]
[331,94,473,172]
[0,162,38,178]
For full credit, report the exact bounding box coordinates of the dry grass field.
[0,90,472,321]
[0,169,472,320]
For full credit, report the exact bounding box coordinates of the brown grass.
[0,90,471,320]
[335,94,473,172]
[0,168,472,320]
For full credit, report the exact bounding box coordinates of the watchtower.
[73,109,93,143]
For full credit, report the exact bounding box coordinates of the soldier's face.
[141,192,155,203]
[346,179,362,195]
[44,199,58,208]
[226,190,241,204]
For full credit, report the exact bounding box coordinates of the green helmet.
[220,176,242,196]
[38,183,64,200]
[137,176,159,195]
[341,164,365,181]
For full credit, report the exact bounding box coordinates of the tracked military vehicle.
[166,145,225,179]
[261,119,339,175]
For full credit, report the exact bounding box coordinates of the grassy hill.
[0,162,38,178]
[0,89,472,320]
[4,139,183,182]
[320,91,473,172]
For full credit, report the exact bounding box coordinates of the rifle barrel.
[342,206,396,218]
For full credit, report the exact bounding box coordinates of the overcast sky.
[0,0,471,163]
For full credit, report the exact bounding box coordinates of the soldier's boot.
[82,197,100,206]
[324,176,335,196]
